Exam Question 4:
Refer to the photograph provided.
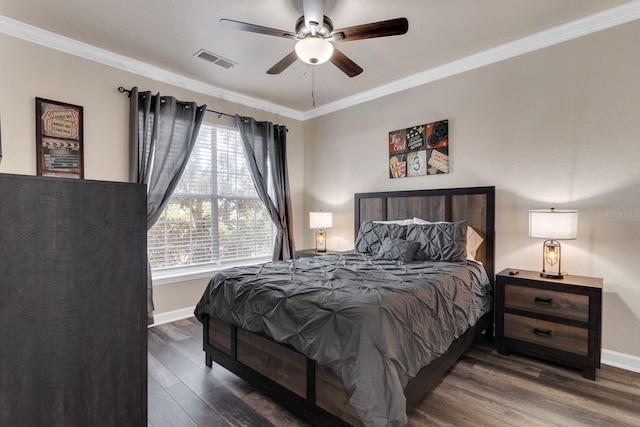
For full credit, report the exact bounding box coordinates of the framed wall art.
[35,97,84,179]
[389,120,448,179]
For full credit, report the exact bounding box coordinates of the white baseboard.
[150,306,196,327]
[602,349,640,374]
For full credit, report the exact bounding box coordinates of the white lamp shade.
[529,209,578,240]
[309,211,333,229]
[295,37,334,65]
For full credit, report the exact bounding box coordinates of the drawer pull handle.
[534,296,553,305]
[533,328,552,337]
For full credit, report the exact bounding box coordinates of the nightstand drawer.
[504,313,588,356]
[504,283,588,322]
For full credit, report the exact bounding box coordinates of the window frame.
[149,121,274,285]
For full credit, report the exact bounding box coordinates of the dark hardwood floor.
[148,317,640,427]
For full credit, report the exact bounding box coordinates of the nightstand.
[495,268,603,380]
[296,248,338,258]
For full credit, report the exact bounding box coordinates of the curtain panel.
[235,115,296,261]
[129,87,206,324]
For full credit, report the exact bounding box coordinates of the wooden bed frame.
[201,186,495,426]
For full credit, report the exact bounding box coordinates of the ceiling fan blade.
[332,17,408,42]
[220,19,297,39]
[266,51,299,74]
[303,0,325,33]
[330,48,363,78]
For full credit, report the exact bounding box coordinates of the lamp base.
[540,271,564,279]
[315,229,327,252]
[540,240,564,280]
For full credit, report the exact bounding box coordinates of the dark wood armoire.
[0,173,147,426]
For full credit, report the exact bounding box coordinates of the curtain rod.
[117,86,235,119]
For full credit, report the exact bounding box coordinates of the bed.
[194,186,495,426]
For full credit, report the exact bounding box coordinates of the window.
[148,123,274,273]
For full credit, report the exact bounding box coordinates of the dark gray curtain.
[129,87,206,324]
[235,115,295,261]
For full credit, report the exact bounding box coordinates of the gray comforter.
[194,251,492,427]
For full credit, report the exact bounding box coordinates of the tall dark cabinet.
[0,173,147,426]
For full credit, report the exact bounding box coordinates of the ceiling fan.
[220,0,409,77]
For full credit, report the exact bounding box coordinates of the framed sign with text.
[389,120,449,179]
[35,97,84,179]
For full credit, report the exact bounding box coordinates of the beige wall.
[303,21,640,357]
[2,19,639,359]
[0,34,305,315]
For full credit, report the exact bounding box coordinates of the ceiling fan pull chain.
[312,66,316,108]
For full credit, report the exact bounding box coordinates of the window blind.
[148,123,274,270]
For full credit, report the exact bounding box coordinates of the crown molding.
[302,1,640,120]
[2,1,640,122]
[0,15,305,121]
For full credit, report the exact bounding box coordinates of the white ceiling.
[1,0,638,118]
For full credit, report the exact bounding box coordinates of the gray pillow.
[373,238,421,262]
[355,221,406,255]
[406,220,467,262]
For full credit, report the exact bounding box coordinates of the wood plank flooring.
[148,317,640,427]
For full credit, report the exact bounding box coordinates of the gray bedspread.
[194,251,492,427]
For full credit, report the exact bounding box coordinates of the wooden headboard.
[354,186,495,284]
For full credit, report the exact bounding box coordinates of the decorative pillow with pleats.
[407,220,467,262]
[413,218,484,261]
[373,238,421,262]
[355,221,406,255]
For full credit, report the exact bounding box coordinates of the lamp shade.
[309,211,333,229]
[295,37,334,65]
[529,209,578,240]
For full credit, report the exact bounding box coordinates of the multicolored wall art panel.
[388,120,448,179]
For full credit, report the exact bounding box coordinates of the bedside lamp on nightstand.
[309,211,332,252]
[529,208,578,279]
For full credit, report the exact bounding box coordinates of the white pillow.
[412,217,435,225]
[373,218,415,226]
[413,217,484,261]
[465,226,484,261]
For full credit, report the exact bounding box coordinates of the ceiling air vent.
[194,49,236,69]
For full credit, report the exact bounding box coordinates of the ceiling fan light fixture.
[295,36,334,65]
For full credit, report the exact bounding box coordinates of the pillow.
[373,238,420,262]
[406,220,467,262]
[413,217,484,261]
[412,217,432,225]
[373,218,415,226]
[355,221,406,255]
[466,226,484,261]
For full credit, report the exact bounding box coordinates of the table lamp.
[529,208,578,279]
[309,211,332,252]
